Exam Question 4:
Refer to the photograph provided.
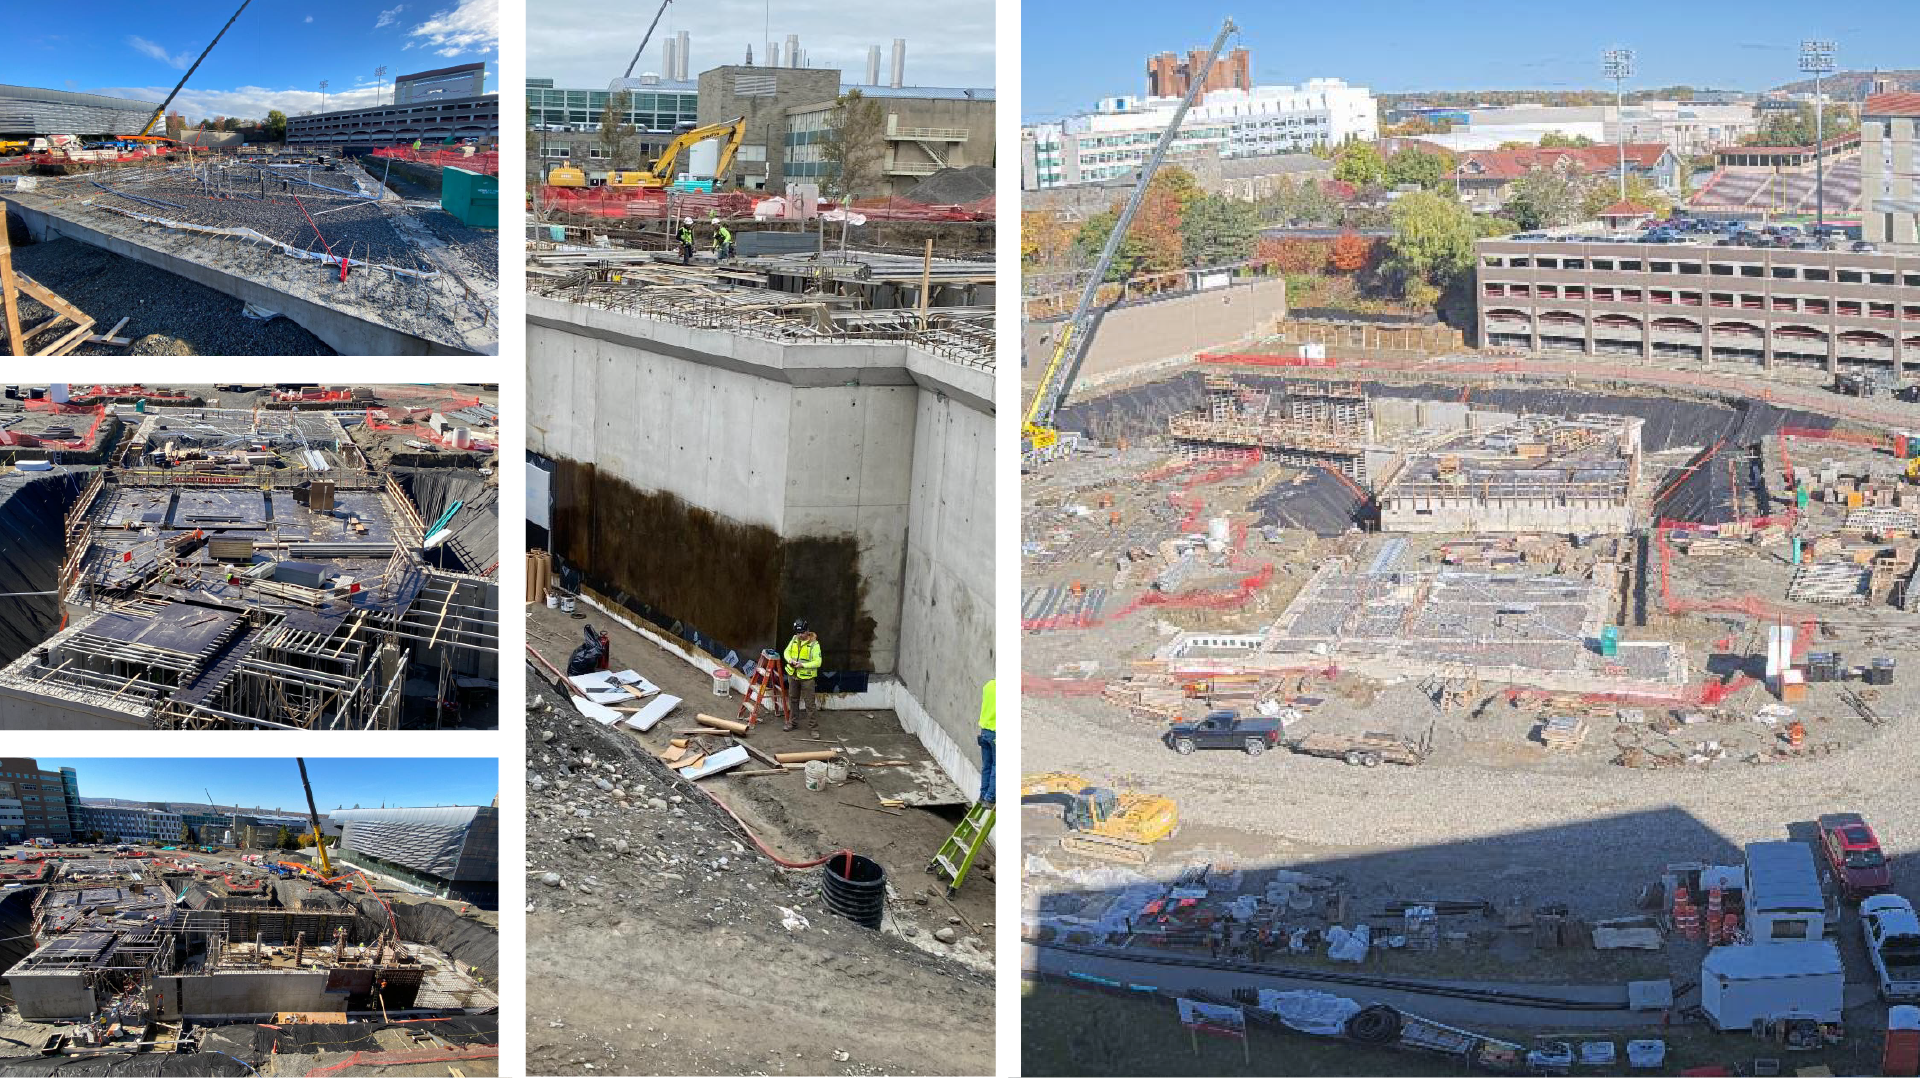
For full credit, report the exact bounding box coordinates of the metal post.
[1603,49,1634,204]
[1801,41,1835,235]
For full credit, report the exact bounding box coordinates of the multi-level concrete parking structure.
[1476,238,1920,378]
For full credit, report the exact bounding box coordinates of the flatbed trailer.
[1290,732,1428,768]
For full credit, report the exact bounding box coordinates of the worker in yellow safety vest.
[782,619,822,731]
[977,679,996,805]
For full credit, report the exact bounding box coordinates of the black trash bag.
[566,624,604,676]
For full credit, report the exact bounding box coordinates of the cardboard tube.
[695,713,750,734]
[774,750,839,764]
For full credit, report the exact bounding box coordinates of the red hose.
[701,789,847,870]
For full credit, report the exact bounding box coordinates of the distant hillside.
[1771,71,1920,98]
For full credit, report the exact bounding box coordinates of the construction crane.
[1022,16,1238,460]
[621,0,674,81]
[604,115,747,189]
[138,0,254,137]
[295,758,334,876]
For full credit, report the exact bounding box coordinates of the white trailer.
[1701,940,1844,1031]
[1744,840,1829,942]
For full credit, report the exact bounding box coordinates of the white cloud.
[126,36,191,69]
[408,0,497,58]
[305,14,314,22]
[375,4,405,28]
[91,83,390,125]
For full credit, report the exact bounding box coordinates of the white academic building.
[1023,78,1377,189]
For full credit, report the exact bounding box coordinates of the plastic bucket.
[560,596,575,614]
[826,761,849,785]
[711,668,731,696]
[821,852,886,930]
[804,759,828,790]
[545,593,557,609]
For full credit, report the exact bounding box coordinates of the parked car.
[1817,812,1892,900]
[1862,894,1920,1001]
[1163,710,1286,757]
[1853,241,1880,253]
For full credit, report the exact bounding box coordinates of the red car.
[1818,813,1893,900]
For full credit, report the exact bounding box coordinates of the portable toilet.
[1600,626,1620,657]
[1887,1004,1920,1076]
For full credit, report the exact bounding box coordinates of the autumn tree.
[1022,209,1079,272]
[266,110,287,144]
[1329,230,1373,272]
[1503,169,1585,230]
[1384,146,1448,190]
[1255,235,1332,275]
[1582,174,1673,220]
[600,89,640,172]
[1333,140,1385,186]
[1538,132,1595,148]
[824,89,886,199]
[1386,189,1478,307]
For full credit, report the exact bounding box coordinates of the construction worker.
[676,217,695,264]
[713,218,735,260]
[977,679,996,806]
[782,620,822,731]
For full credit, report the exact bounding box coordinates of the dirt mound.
[126,335,195,356]
[902,165,995,205]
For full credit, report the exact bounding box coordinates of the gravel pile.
[419,208,500,284]
[902,165,995,205]
[8,238,333,355]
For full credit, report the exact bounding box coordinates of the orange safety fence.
[3,403,107,449]
[369,145,499,176]
[537,185,993,222]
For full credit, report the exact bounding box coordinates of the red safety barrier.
[537,185,992,222]
[1196,351,1340,368]
[369,145,499,176]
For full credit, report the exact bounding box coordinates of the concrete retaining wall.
[9,970,94,1020]
[1023,277,1288,385]
[528,295,995,786]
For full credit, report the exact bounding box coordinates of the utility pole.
[1801,39,1835,234]
[1603,48,1634,203]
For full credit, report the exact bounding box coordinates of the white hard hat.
[683,216,693,224]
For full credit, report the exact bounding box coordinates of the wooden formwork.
[0,221,97,356]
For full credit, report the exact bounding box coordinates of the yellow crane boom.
[295,757,334,876]
[1023,17,1237,458]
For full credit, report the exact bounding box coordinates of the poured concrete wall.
[6,969,94,1020]
[1023,277,1288,386]
[528,295,995,786]
[0,687,145,729]
[155,970,336,1020]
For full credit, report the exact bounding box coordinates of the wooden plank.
[0,223,22,356]
[16,273,88,324]
[86,317,131,345]
[37,318,96,357]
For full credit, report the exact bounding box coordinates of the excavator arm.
[641,116,746,186]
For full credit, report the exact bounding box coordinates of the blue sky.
[42,759,497,812]
[13,0,497,125]
[1023,1,1920,122]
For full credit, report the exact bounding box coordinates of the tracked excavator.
[1020,772,1179,865]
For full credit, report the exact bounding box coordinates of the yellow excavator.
[547,116,748,190]
[1021,772,1179,865]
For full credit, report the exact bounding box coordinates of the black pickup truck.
[1163,710,1286,757]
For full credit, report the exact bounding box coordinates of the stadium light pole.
[1603,49,1634,203]
[375,65,388,107]
[1800,40,1836,234]
[318,80,328,113]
